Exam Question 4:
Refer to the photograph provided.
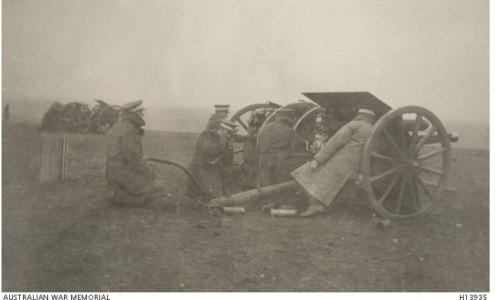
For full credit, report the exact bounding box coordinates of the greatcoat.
[291,114,375,206]
[186,129,242,198]
[257,117,308,187]
[105,112,156,206]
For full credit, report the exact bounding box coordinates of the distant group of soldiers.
[104,100,377,217]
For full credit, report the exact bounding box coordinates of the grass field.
[2,123,489,292]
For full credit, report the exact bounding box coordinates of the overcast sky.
[2,0,488,123]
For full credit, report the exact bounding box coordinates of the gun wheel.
[361,106,452,218]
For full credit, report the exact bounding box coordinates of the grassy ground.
[2,123,489,292]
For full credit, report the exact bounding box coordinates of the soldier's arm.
[313,123,355,165]
[233,133,249,143]
[197,133,225,162]
[120,133,154,178]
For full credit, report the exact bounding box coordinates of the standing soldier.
[186,119,243,199]
[291,107,377,216]
[205,104,230,130]
[105,100,160,207]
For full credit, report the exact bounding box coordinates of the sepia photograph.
[2,0,489,294]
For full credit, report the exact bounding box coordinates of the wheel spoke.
[378,174,400,205]
[382,128,403,158]
[371,152,397,163]
[236,118,248,131]
[415,125,437,154]
[421,180,440,189]
[409,114,422,154]
[370,165,402,183]
[394,176,406,214]
[410,176,420,212]
[418,147,445,161]
[416,165,444,176]
[416,175,436,203]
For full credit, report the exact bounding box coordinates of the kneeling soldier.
[105,100,161,206]
[186,119,243,199]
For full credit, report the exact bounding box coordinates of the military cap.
[214,104,230,112]
[121,100,143,111]
[219,119,238,132]
[134,107,146,114]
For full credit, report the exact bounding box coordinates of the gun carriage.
[149,92,458,219]
[224,92,458,218]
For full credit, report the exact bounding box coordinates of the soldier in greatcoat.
[186,119,243,199]
[257,108,307,187]
[291,108,377,216]
[105,100,159,206]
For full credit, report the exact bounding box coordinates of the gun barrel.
[422,132,459,144]
[209,181,298,207]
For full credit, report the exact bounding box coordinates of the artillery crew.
[291,107,377,217]
[105,100,161,206]
[186,119,243,199]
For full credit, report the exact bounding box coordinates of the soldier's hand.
[309,160,319,170]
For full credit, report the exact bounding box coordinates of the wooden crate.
[40,134,69,183]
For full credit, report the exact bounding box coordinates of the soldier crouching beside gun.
[185,119,243,199]
[105,100,164,207]
[291,107,377,217]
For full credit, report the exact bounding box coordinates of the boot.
[300,205,325,217]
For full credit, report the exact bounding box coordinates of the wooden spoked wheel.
[230,103,267,134]
[292,106,321,142]
[229,103,268,163]
[361,106,451,218]
[257,102,317,145]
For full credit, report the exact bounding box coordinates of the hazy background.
[2,0,489,147]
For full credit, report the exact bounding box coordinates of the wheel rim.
[292,106,322,141]
[229,103,272,163]
[256,102,317,149]
[230,103,268,135]
[361,106,451,218]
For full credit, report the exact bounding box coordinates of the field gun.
[226,92,459,218]
[149,92,459,219]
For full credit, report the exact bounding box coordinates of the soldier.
[205,104,230,130]
[186,119,243,199]
[257,108,307,187]
[291,108,377,217]
[105,100,160,207]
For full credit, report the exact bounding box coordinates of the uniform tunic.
[186,129,242,198]
[257,117,307,186]
[105,113,155,206]
[291,114,375,206]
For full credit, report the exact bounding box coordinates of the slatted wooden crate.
[40,133,69,183]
